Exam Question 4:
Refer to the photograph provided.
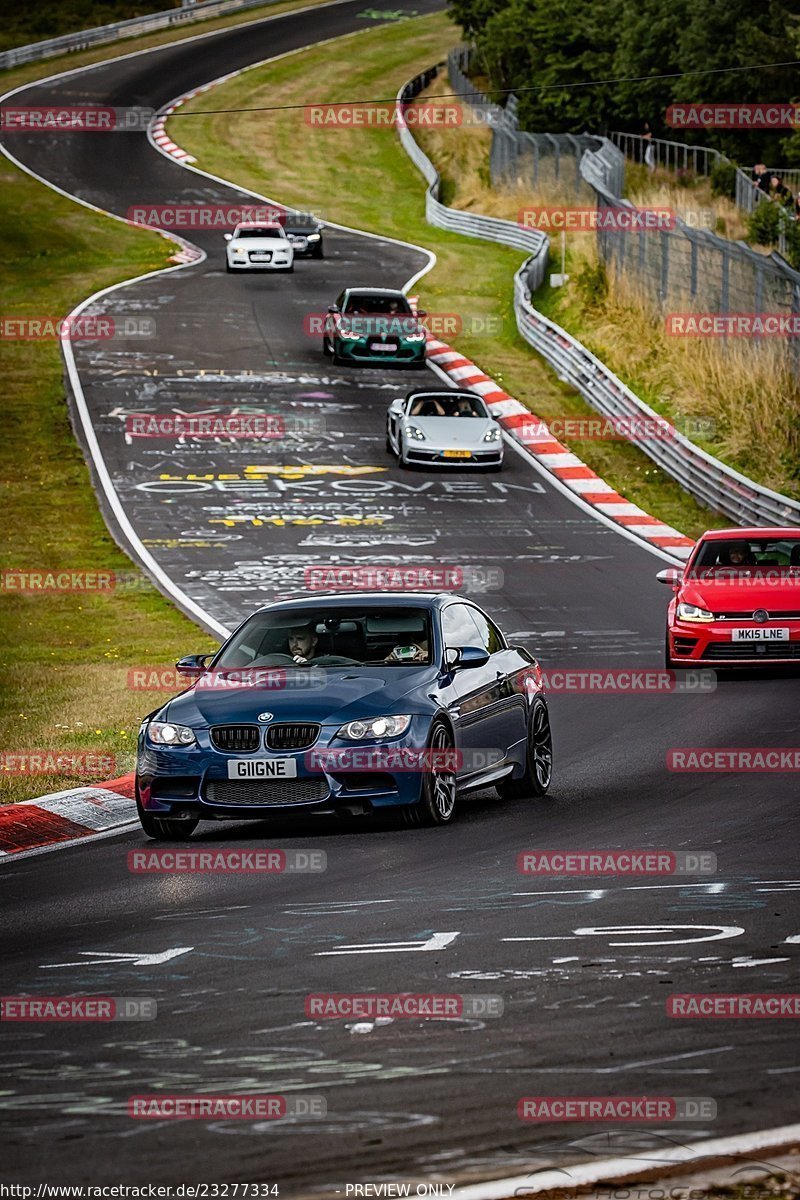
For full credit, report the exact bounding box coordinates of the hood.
[681,576,800,613]
[405,416,495,448]
[162,665,438,728]
[231,237,287,249]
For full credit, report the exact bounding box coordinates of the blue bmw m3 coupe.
[135,592,552,839]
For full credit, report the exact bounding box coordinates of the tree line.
[448,0,800,166]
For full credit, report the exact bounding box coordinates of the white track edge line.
[450,1122,800,1199]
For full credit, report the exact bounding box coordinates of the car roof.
[253,592,468,614]
[699,527,800,540]
[235,221,283,230]
[343,287,407,296]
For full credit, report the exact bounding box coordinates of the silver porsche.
[386,389,504,470]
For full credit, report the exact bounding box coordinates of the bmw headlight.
[406,424,427,441]
[483,427,501,443]
[307,233,320,241]
[337,715,412,740]
[339,328,363,340]
[147,721,197,746]
[404,331,426,342]
[676,602,714,623]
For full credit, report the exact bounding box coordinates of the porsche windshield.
[216,607,433,668]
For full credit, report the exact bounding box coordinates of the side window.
[467,607,505,654]
[442,604,483,651]
[336,291,346,309]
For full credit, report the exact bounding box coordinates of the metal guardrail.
[0,0,284,70]
[396,68,549,292]
[397,63,800,527]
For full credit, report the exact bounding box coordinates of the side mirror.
[223,233,233,242]
[389,398,405,414]
[327,304,340,314]
[656,568,683,587]
[446,645,490,670]
[176,653,213,677]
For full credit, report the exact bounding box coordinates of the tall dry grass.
[413,72,800,499]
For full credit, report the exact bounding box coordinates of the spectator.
[643,121,655,173]
[769,174,792,208]
[794,188,800,220]
[752,162,770,193]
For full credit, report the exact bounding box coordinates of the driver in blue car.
[288,624,319,664]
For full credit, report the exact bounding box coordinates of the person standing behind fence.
[643,122,655,173]
[752,162,770,194]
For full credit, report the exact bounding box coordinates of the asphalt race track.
[1,4,798,1192]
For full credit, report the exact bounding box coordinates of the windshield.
[235,227,284,239]
[688,537,800,577]
[216,607,433,669]
[343,293,411,315]
[408,394,488,418]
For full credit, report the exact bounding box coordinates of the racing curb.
[0,776,136,860]
[425,334,695,558]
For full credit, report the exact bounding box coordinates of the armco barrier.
[397,70,550,293]
[397,65,800,527]
[0,0,285,70]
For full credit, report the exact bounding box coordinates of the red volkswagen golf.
[660,527,800,667]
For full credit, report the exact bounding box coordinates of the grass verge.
[172,15,730,541]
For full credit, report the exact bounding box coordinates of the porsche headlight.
[147,721,197,746]
[483,427,501,442]
[676,602,714,623]
[406,424,427,441]
[337,715,412,740]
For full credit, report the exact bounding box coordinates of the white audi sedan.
[224,222,294,273]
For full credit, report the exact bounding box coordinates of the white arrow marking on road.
[503,924,745,947]
[731,956,789,967]
[316,931,459,956]
[40,947,194,969]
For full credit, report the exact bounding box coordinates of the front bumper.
[136,718,432,818]
[227,254,293,270]
[404,446,503,467]
[669,618,800,664]
[333,338,426,366]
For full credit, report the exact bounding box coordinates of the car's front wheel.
[136,785,198,841]
[497,698,553,799]
[403,719,457,826]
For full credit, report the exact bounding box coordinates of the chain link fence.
[449,48,800,373]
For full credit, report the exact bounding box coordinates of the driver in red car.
[721,541,756,567]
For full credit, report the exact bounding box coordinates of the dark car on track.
[282,211,325,258]
[322,287,427,368]
[660,526,800,667]
[135,593,553,839]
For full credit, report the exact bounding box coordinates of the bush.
[709,160,738,200]
[747,199,782,246]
